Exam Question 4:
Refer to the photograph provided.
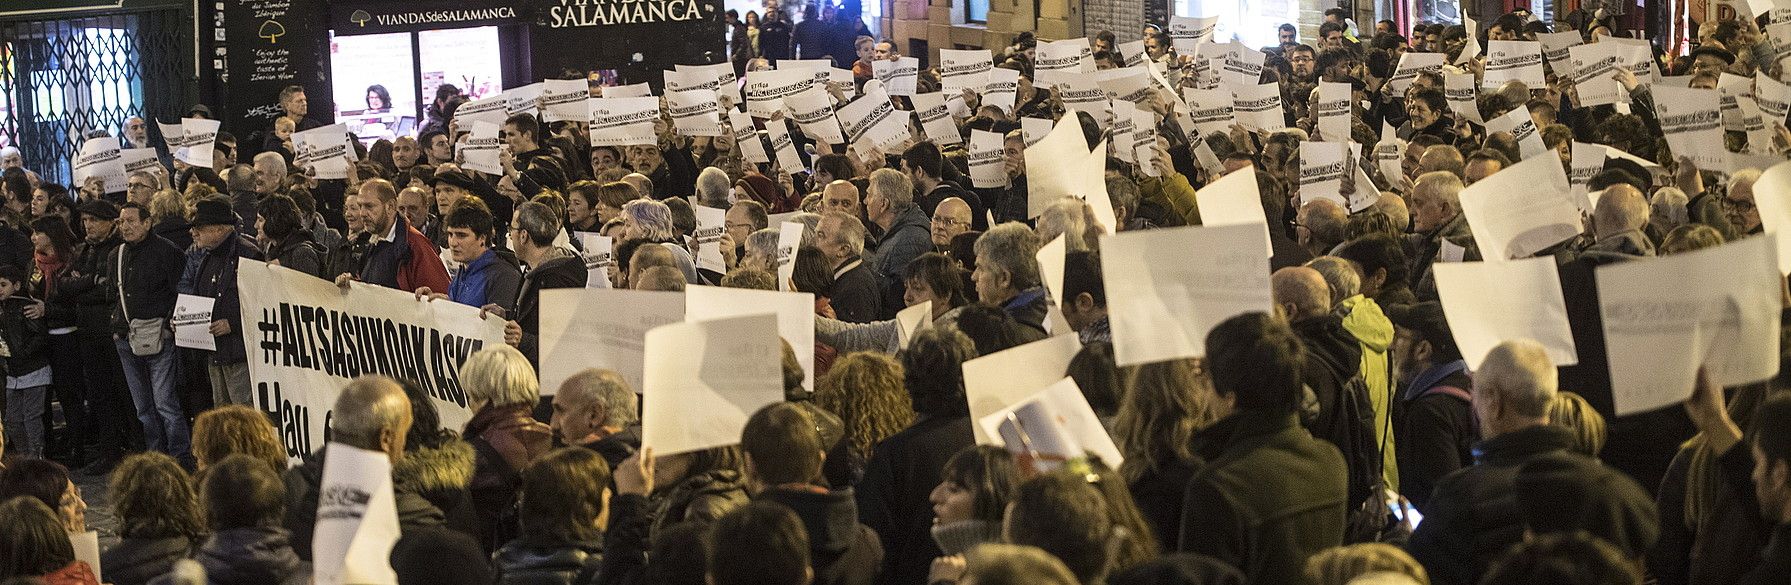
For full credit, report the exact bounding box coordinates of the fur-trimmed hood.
[395,439,477,496]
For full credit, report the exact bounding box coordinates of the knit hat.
[736,172,796,213]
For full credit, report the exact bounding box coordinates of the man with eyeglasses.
[929,197,972,249]
[125,172,159,206]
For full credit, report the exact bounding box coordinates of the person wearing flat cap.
[57,198,133,473]
[179,197,264,408]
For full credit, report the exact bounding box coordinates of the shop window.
[329,31,419,144]
[1174,0,1300,48]
[967,0,989,23]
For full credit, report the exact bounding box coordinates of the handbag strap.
[115,245,130,321]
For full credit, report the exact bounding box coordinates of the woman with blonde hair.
[460,344,553,552]
[1112,358,1221,547]
[1548,391,1607,456]
[815,352,913,486]
[1304,543,1429,585]
[191,405,287,474]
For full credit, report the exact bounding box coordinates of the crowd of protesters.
[1,5,1791,585]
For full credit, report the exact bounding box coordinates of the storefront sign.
[332,0,525,35]
[544,0,708,27]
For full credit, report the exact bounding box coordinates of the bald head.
[1297,199,1348,253]
[821,180,861,217]
[1474,339,1558,438]
[621,173,652,197]
[932,197,973,246]
[628,243,678,289]
[1593,184,1648,240]
[637,266,688,291]
[1272,266,1332,321]
[1419,145,1466,179]
[331,375,414,458]
[1373,193,1409,231]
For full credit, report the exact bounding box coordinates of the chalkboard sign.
[223,0,334,151]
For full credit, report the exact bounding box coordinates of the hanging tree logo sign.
[259,19,286,43]
[350,10,371,26]
[548,0,707,27]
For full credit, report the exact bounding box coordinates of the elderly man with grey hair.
[1306,255,1399,492]
[1297,199,1349,257]
[817,210,881,322]
[253,151,286,195]
[866,168,930,319]
[695,166,733,209]
[741,227,783,273]
[1584,184,1654,257]
[1408,339,1588,585]
[552,369,641,469]
[972,222,1047,333]
[284,375,448,561]
[1407,171,1477,300]
[225,163,261,235]
[492,201,586,368]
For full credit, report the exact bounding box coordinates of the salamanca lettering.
[549,0,705,26]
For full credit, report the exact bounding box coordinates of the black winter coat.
[1406,424,1579,585]
[0,295,48,375]
[494,535,603,585]
[855,415,973,585]
[106,234,185,336]
[759,486,884,585]
[57,231,122,333]
[102,535,195,585]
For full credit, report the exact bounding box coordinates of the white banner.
[1484,105,1547,160]
[587,97,661,147]
[785,87,844,144]
[1388,52,1444,94]
[1315,81,1352,141]
[453,94,510,128]
[969,129,1008,188]
[873,57,921,96]
[642,314,784,455]
[1100,223,1273,366]
[73,137,125,193]
[838,87,911,154]
[236,260,506,464]
[457,121,503,175]
[764,117,804,172]
[911,93,962,145]
[743,68,815,118]
[1538,30,1584,75]
[731,111,771,164]
[669,62,743,105]
[1299,141,1350,207]
[503,83,544,118]
[1434,257,1579,369]
[537,288,685,395]
[601,82,653,98]
[1458,152,1583,260]
[575,232,615,288]
[983,67,1020,114]
[1483,40,1546,88]
[1035,39,1094,88]
[1653,85,1729,171]
[1183,87,1234,137]
[1231,82,1286,131]
[1057,76,1112,129]
[312,443,400,585]
[1168,15,1219,53]
[1444,70,1482,124]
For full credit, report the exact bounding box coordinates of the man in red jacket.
[336,178,450,292]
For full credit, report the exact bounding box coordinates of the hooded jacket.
[758,486,885,585]
[394,439,480,537]
[101,535,194,585]
[1339,294,1399,492]
[493,533,603,585]
[282,445,454,561]
[195,526,308,585]
[448,248,522,313]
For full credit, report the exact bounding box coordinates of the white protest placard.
[503,83,544,118]
[667,89,727,137]
[601,82,652,98]
[1097,67,1155,104]
[1035,38,1094,88]
[671,62,743,105]
[762,117,804,173]
[1569,141,1607,186]
[71,531,99,583]
[1100,223,1273,366]
[1740,96,1776,152]
[981,377,1123,466]
[1388,52,1445,94]
[1134,107,1160,177]
[744,68,814,118]
[1457,17,1481,64]
[694,204,727,273]
[1299,141,1350,207]
[236,260,506,465]
[1433,257,1578,369]
[873,57,921,96]
[982,67,1020,114]
[120,148,161,177]
[1021,117,1052,147]
[730,111,771,164]
[1025,117,1106,220]
[642,313,784,455]
[895,301,933,351]
[1751,160,1791,273]
[1168,15,1220,53]
[1231,82,1286,131]
[837,87,911,154]
[1756,71,1791,130]
[1058,75,1112,129]
[1722,73,1755,131]
[1570,41,1639,107]
[312,443,400,585]
[1198,41,1264,87]
[72,137,124,193]
[963,334,1082,443]
[1037,235,1067,304]
[458,121,503,175]
[968,129,1009,189]
[1183,87,1235,137]
[1119,39,1147,67]
[538,288,685,394]
[1598,235,1781,415]
[173,294,216,350]
[1484,105,1547,160]
[158,120,185,160]
[292,124,354,180]
[575,233,614,288]
[1458,152,1582,260]
[1444,70,1482,124]
[1538,30,1584,75]
[1196,166,1274,256]
[911,93,963,145]
[539,79,591,123]
[1315,81,1352,142]
[940,49,994,93]
[829,68,857,100]
[1483,40,1546,88]
[1653,85,1729,171]
[454,94,509,128]
[776,221,804,291]
[1374,120,1406,189]
[587,97,660,147]
[685,285,815,391]
[175,118,221,168]
[784,87,844,144]
[1348,163,1381,213]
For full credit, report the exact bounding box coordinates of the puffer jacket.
[394,438,480,537]
[195,526,308,585]
[493,535,603,585]
[1339,294,1398,492]
[650,468,750,537]
[466,404,554,552]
